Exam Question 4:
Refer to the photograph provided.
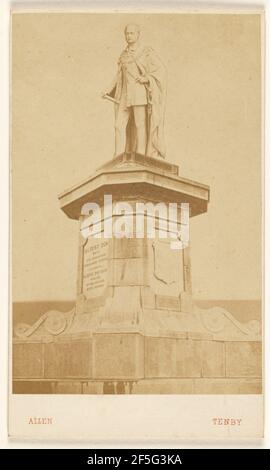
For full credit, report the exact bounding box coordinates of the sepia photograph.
[9,8,264,440]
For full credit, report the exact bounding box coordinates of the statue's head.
[124,24,140,45]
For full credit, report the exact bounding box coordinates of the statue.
[103,24,167,158]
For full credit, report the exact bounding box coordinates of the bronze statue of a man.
[103,24,167,158]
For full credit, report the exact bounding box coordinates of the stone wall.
[13,333,262,394]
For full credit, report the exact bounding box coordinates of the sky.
[12,12,262,301]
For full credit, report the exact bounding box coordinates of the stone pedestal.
[61,152,206,321]
[13,153,262,394]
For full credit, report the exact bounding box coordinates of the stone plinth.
[59,152,209,320]
[13,153,262,394]
[58,153,209,220]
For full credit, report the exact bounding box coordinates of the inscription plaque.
[83,239,109,298]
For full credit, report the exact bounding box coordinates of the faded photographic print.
[10,9,264,439]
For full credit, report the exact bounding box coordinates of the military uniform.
[114,44,148,156]
[119,45,148,107]
[105,41,166,158]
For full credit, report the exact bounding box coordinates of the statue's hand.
[136,75,149,84]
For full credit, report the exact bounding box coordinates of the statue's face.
[125,25,140,45]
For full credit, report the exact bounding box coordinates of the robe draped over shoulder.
[109,45,167,158]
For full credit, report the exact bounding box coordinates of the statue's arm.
[102,60,121,97]
[102,74,118,97]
